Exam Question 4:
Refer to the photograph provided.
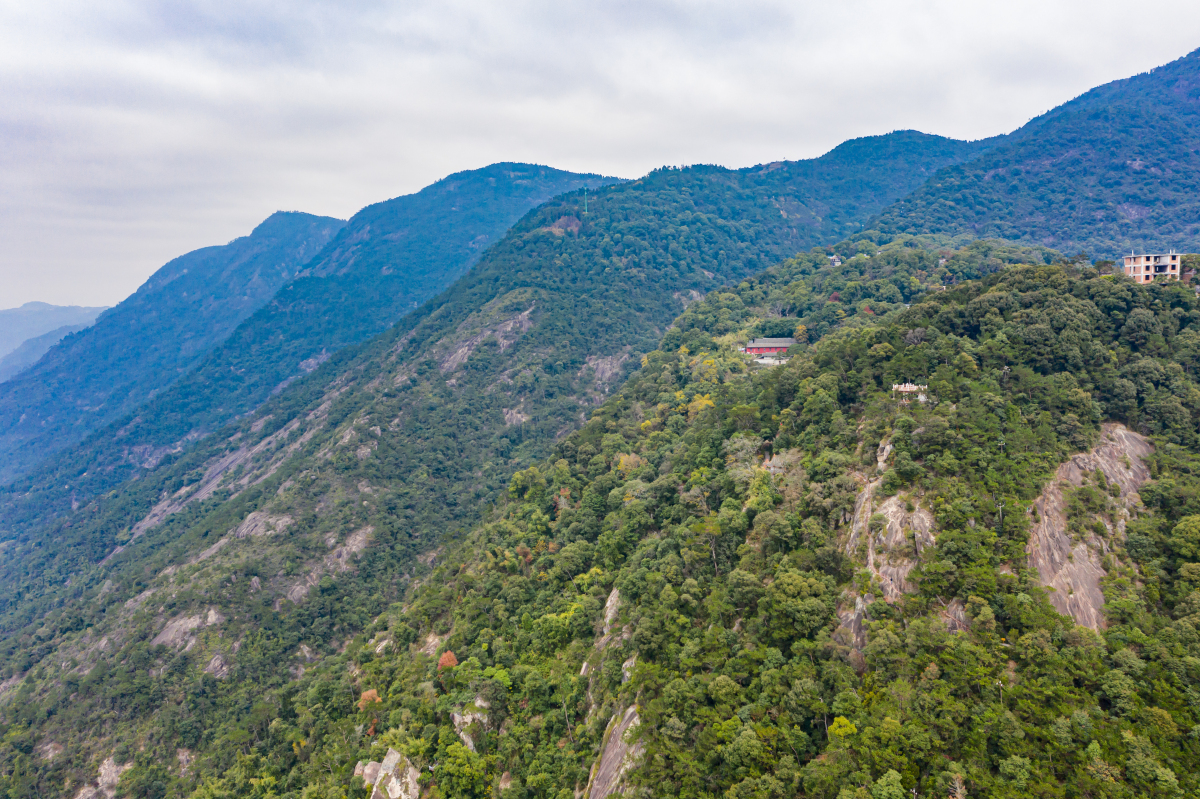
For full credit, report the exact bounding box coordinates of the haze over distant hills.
[0,211,347,483]
[0,302,107,360]
[874,48,1200,256]
[0,324,95,384]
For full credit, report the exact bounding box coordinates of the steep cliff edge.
[1026,423,1153,629]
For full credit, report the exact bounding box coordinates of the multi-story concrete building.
[1123,251,1182,282]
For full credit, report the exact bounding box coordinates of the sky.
[1,1,1198,308]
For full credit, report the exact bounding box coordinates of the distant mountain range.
[0,165,611,484]
[874,48,1200,256]
[0,302,107,361]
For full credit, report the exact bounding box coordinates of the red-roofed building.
[742,338,796,355]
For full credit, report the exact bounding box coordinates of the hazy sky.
[2,1,1198,308]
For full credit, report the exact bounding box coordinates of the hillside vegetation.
[0,132,999,562]
[12,239,1200,799]
[6,95,1200,796]
[141,259,1198,799]
[875,48,1200,257]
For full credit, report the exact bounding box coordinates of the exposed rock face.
[503,407,529,426]
[585,706,643,799]
[355,748,419,799]
[1026,423,1153,629]
[150,608,223,650]
[596,588,621,649]
[72,757,131,799]
[451,697,490,751]
[232,511,293,538]
[871,495,936,601]
[938,598,969,634]
[203,652,231,678]
[834,593,871,651]
[419,632,446,656]
[843,471,936,603]
[284,526,372,604]
[35,741,63,761]
[438,299,535,373]
[580,353,631,395]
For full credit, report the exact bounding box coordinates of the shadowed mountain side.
[0,212,347,482]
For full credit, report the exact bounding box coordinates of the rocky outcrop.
[283,526,372,604]
[451,697,490,751]
[72,757,131,799]
[438,300,535,373]
[595,588,621,649]
[355,748,420,799]
[584,706,642,799]
[150,607,223,650]
[844,470,936,602]
[834,593,871,651]
[1026,423,1153,629]
[203,652,231,678]
[871,495,936,601]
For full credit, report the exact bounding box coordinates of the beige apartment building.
[1123,251,1182,282]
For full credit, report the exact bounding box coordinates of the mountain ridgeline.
[0,303,108,363]
[874,47,1200,257]
[0,135,995,543]
[0,165,615,486]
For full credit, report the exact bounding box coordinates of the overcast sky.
[1,0,1198,308]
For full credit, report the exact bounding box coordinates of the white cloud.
[1,0,1197,305]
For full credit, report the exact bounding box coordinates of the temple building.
[742,338,796,355]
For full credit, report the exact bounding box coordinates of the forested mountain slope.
[0,212,346,483]
[0,236,1052,796]
[82,164,620,471]
[874,47,1200,257]
[6,246,1200,799]
[0,323,97,384]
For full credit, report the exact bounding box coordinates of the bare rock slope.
[1026,423,1153,629]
